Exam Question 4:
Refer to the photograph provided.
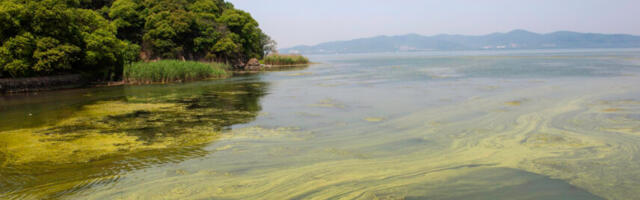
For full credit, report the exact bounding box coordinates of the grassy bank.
[262,54,310,65]
[124,60,229,83]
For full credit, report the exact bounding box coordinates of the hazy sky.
[228,0,640,48]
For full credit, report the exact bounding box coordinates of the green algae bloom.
[0,78,268,199]
[3,50,640,200]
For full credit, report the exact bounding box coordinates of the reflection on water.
[0,76,269,199]
[2,49,640,199]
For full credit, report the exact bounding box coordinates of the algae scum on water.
[0,79,269,199]
[2,49,640,199]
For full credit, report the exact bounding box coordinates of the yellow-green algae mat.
[1,82,640,199]
[0,101,214,165]
[18,84,637,200]
[172,98,632,199]
[0,99,259,199]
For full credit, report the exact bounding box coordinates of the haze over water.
[2,49,640,199]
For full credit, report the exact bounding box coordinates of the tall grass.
[262,54,310,65]
[124,60,229,83]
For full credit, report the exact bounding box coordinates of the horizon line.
[280,29,640,49]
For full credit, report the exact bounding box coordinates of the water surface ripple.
[1,49,640,199]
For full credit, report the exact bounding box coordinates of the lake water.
[1,49,640,199]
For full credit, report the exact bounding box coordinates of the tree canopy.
[0,0,273,78]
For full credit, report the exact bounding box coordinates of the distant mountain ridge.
[280,30,640,54]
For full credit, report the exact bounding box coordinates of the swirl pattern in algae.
[0,80,269,199]
[2,51,640,199]
[73,78,639,200]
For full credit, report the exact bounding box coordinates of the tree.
[109,0,145,43]
[217,9,265,60]
[0,0,273,78]
[0,0,130,79]
[261,34,277,55]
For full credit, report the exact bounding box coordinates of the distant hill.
[280,30,640,54]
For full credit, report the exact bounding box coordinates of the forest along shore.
[1,0,311,93]
[0,54,309,94]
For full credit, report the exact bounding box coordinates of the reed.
[124,60,229,83]
[262,54,310,65]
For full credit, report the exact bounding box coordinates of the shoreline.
[0,74,89,94]
[0,64,312,94]
[233,63,312,74]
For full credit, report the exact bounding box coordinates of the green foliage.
[133,0,269,63]
[0,32,34,77]
[188,0,220,13]
[123,60,229,83]
[217,9,265,60]
[263,54,310,66]
[33,37,82,72]
[120,41,141,64]
[108,0,144,43]
[0,0,130,79]
[0,0,273,78]
[0,1,22,42]
[143,9,194,58]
